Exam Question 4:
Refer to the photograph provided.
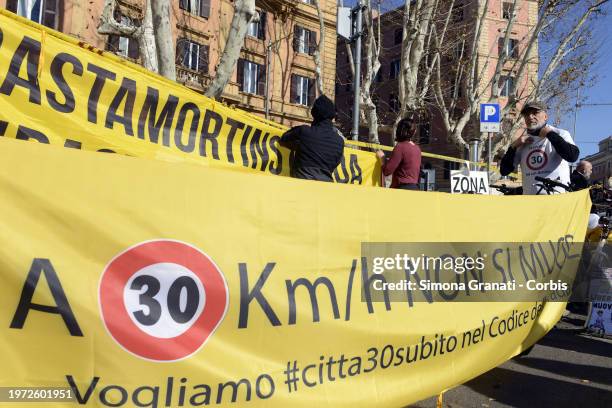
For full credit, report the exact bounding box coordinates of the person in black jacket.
[499,101,579,194]
[280,95,345,182]
[570,160,592,191]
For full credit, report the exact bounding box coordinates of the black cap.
[311,95,336,121]
[520,100,547,114]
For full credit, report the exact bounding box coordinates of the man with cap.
[500,101,579,194]
[280,95,345,182]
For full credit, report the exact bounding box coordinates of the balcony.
[176,66,211,92]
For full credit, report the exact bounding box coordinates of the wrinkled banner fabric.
[0,10,379,185]
[0,138,591,407]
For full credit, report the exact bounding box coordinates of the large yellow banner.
[0,138,591,407]
[0,10,379,185]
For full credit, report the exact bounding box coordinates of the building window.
[450,82,462,98]
[498,38,519,59]
[394,28,403,45]
[452,1,464,22]
[499,75,515,97]
[293,26,316,55]
[237,59,266,96]
[375,67,384,82]
[176,39,209,73]
[444,161,460,179]
[179,0,210,19]
[419,122,430,144]
[390,59,400,79]
[107,16,140,60]
[7,0,61,29]
[502,2,514,20]
[389,93,399,112]
[247,11,266,40]
[301,0,314,4]
[291,74,314,106]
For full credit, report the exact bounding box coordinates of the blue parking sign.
[480,103,500,132]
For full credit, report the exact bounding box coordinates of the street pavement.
[409,311,612,408]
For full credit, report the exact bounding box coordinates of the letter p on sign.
[480,103,500,132]
[484,106,496,120]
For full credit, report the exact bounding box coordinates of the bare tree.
[397,0,437,118]
[205,0,257,98]
[431,0,609,160]
[98,0,158,72]
[361,0,382,143]
[311,0,327,96]
[150,0,175,80]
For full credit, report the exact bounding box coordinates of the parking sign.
[480,103,500,132]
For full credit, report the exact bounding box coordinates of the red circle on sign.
[526,149,548,171]
[98,240,228,361]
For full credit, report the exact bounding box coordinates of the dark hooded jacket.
[280,96,345,182]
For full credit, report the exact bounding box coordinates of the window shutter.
[107,35,120,53]
[307,77,315,106]
[42,0,58,29]
[237,59,244,92]
[200,0,211,18]
[175,39,188,66]
[290,74,298,104]
[498,38,505,57]
[308,30,317,56]
[6,0,17,13]
[128,38,139,59]
[199,45,209,73]
[258,11,266,40]
[293,26,300,52]
[511,40,518,58]
[257,63,266,96]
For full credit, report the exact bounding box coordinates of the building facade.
[1,0,337,127]
[336,0,538,190]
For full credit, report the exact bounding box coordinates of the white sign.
[337,7,352,40]
[451,170,490,194]
[480,103,500,133]
[587,300,612,337]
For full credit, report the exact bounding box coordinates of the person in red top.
[376,116,422,190]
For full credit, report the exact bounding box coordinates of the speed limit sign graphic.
[526,149,548,171]
[99,240,229,361]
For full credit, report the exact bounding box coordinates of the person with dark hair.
[280,95,345,182]
[376,116,422,190]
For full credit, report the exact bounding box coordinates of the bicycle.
[533,176,573,195]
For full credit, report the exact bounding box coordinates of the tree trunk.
[205,0,256,99]
[312,0,325,96]
[150,0,175,80]
[140,0,158,72]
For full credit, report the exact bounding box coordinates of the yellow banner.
[0,10,379,185]
[0,138,591,407]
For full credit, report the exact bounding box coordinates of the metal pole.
[265,41,272,120]
[487,133,491,172]
[351,2,364,141]
[573,87,580,141]
[488,132,492,194]
[469,139,480,171]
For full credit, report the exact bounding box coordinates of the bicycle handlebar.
[534,176,572,191]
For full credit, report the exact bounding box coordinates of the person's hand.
[376,150,386,160]
[539,125,553,138]
[511,133,534,149]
